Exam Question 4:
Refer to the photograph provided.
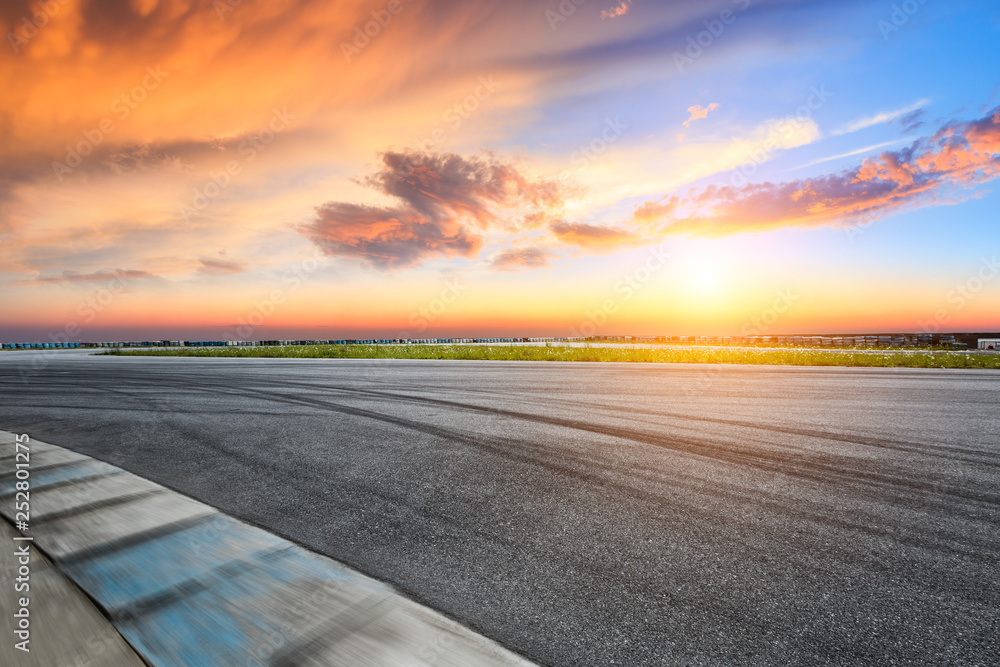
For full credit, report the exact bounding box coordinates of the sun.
[691,266,721,294]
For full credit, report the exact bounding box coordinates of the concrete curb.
[0,519,145,666]
[0,431,539,666]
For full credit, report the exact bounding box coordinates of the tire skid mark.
[7,368,999,564]
[37,368,1000,512]
[97,373,1000,558]
[145,370,998,467]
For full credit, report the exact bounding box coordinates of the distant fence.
[0,334,979,350]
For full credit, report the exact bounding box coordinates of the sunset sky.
[1,0,999,341]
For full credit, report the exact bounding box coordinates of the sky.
[1,0,999,342]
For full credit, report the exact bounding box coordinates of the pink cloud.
[303,151,567,269]
[634,106,1000,236]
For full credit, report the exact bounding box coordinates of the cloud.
[19,269,156,286]
[306,202,484,270]
[601,1,632,20]
[303,151,567,269]
[833,98,930,135]
[490,248,556,271]
[197,257,245,274]
[894,109,926,134]
[632,106,1000,236]
[790,138,913,171]
[632,196,679,225]
[0,0,865,290]
[549,221,643,250]
[683,103,720,128]
[360,151,564,228]
[103,144,193,176]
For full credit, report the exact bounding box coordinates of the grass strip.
[102,345,1000,368]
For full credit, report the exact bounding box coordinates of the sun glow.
[692,267,721,294]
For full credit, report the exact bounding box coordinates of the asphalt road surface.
[2,350,998,666]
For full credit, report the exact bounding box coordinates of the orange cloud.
[549,221,642,250]
[601,1,632,20]
[632,195,679,225]
[683,103,720,128]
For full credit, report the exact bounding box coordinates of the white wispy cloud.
[832,99,930,135]
[787,137,914,171]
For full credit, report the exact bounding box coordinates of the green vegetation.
[103,344,1000,368]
